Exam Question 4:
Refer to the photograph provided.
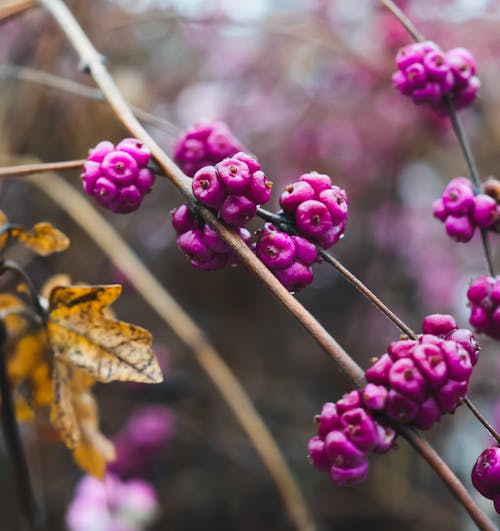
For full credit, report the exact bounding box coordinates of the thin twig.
[256,207,416,338]
[0,324,38,530]
[381,0,496,279]
[29,170,316,531]
[33,1,498,528]
[380,0,425,42]
[0,159,84,178]
[0,65,180,136]
[464,397,500,445]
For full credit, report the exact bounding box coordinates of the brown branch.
[34,1,498,529]
[0,159,84,177]
[28,169,316,531]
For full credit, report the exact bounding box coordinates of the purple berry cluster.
[192,152,272,227]
[433,177,499,242]
[172,204,250,271]
[279,172,348,249]
[472,446,500,514]
[174,120,243,177]
[254,223,318,292]
[466,276,500,340]
[365,314,478,429]
[82,139,155,213]
[393,41,479,112]
[308,391,396,486]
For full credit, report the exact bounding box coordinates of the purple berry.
[88,140,114,163]
[422,314,457,336]
[316,402,340,438]
[192,166,226,209]
[216,158,252,194]
[247,170,272,204]
[445,328,480,365]
[274,262,314,292]
[388,358,428,402]
[412,343,448,390]
[220,195,257,227]
[279,182,315,215]
[298,172,332,194]
[318,187,349,225]
[295,200,333,237]
[291,236,317,266]
[171,205,197,235]
[472,194,498,228]
[340,407,379,452]
[440,341,472,381]
[385,389,419,423]
[336,390,362,414]
[445,214,475,242]
[116,138,151,167]
[177,229,214,263]
[330,460,369,487]
[436,378,467,414]
[255,228,295,269]
[101,151,139,186]
[442,179,475,215]
[308,436,330,471]
[373,423,396,453]
[365,354,393,385]
[472,447,500,500]
[413,396,441,430]
[324,430,367,469]
[361,383,388,411]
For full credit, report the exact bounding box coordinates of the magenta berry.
[363,315,477,429]
[472,447,500,500]
[192,166,226,209]
[466,275,500,339]
[81,139,155,213]
[330,461,369,487]
[172,203,249,271]
[279,172,348,250]
[174,120,243,177]
[422,314,457,336]
[255,223,317,292]
[340,408,379,452]
[191,153,271,228]
[308,436,330,471]
[393,41,479,113]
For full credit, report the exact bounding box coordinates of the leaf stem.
[0,321,39,530]
[0,260,46,321]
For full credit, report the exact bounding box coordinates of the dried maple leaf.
[51,358,114,478]
[0,209,69,256]
[47,284,163,384]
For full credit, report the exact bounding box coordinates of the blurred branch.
[0,64,180,136]
[36,1,497,528]
[0,0,35,22]
[28,169,316,531]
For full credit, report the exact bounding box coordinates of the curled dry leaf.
[51,358,114,478]
[9,222,69,256]
[0,209,69,256]
[47,284,163,384]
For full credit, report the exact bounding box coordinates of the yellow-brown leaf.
[47,285,162,384]
[10,222,69,256]
[51,358,114,477]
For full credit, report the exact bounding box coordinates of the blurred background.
[1,0,500,529]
